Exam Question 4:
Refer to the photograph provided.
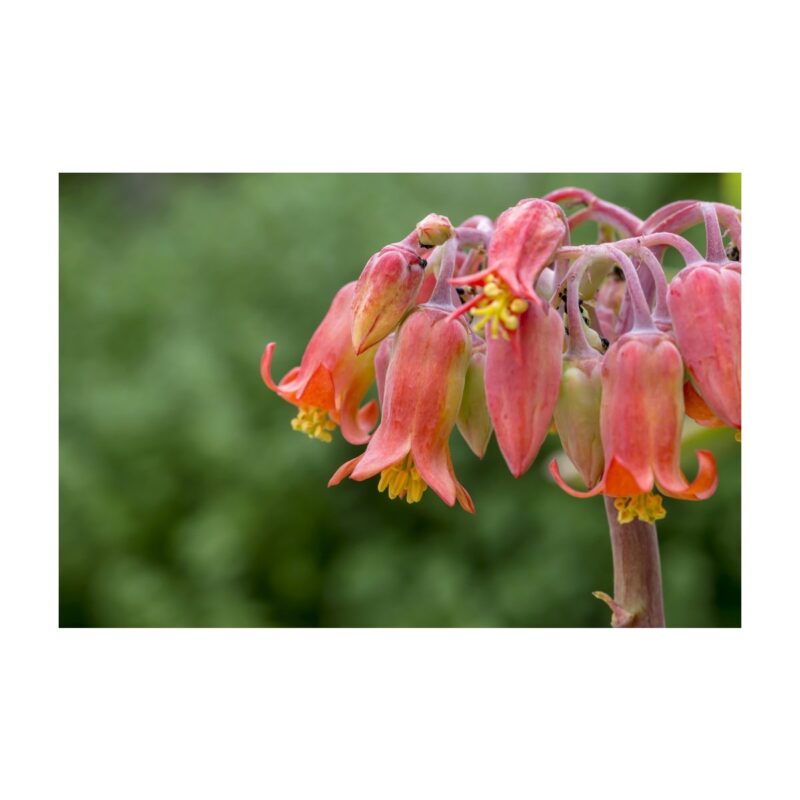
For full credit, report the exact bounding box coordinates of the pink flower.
[329,304,474,512]
[261,282,378,444]
[550,331,718,522]
[668,262,741,430]
[485,296,564,477]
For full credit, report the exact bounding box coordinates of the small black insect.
[726,245,740,262]
[418,258,428,268]
[601,337,610,351]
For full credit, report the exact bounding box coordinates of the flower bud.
[457,348,492,458]
[351,243,426,355]
[553,355,604,489]
[416,213,455,247]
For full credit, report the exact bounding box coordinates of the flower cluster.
[262,191,741,523]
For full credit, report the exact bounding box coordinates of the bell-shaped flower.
[549,246,718,523]
[457,345,493,458]
[668,261,741,430]
[329,238,474,511]
[452,198,567,339]
[261,281,378,445]
[351,241,428,355]
[485,294,564,477]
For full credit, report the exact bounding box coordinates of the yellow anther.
[378,453,428,504]
[290,406,337,443]
[614,491,667,524]
[470,275,529,340]
[734,430,741,442]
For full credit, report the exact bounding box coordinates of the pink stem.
[563,255,598,359]
[600,497,666,628]
[601,245,656,332]
[632,246,671,328]
[700,203,727,264]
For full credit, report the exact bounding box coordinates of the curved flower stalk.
[545,186,643,238]
[329,239,475,511]
[261,281,378,444]
[549,246,718,522]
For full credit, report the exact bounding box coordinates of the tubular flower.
[485,296,564,477]
[549,331,719,522]
[452,199,567,339]
[329,305,475,512]
[457,346,493,458]
[351,242,428,355]
[553,354,604,490]
[261,281,378,445]
[667,262,741,430]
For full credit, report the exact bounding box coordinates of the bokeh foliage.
[59,174,741,627]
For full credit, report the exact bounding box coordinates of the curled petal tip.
[328,455,363,488]
[549,458,605,498]
[260,342,279,391]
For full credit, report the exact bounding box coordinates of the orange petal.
[655,449,718,500]
[328,455,364,487]
[603,456,653,497]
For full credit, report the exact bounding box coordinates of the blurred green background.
[59,174,741,627]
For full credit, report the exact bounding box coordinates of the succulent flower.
[452,199,567,339]
[261,281,378,444]
[485,295,564,477]
[329,304,474,511]
[351,241,428,355]
[668,261,741,430]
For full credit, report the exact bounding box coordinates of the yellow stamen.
[734,430,741,442]
[378,453,428,504]
[470,275,528,340]
[614,491,667,524]
[290,406,337,443]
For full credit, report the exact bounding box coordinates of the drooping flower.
[668,261,741,430]
[485,295,564,477]
[457,345,493,459]
[329,256,474,511]
[550,330,718,520]
[549,245,718,522]
[452,198,568,339]
[350,241,428,355]
[261,281,378,445]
